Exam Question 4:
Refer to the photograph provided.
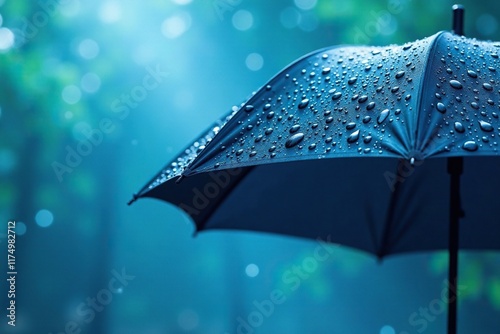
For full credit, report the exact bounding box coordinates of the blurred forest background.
[0,0,499,333]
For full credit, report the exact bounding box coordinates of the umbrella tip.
[452,4,465,36]
[127,193,138,206]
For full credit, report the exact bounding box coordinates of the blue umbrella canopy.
[130,8,499,334]
[130,30,499,255]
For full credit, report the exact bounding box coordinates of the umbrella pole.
[448,6,464,334]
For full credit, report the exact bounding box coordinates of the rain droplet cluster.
[423,33,500,154]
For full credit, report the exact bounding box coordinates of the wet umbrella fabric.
[130,31,500,333]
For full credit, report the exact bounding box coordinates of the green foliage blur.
[0,0,499,333]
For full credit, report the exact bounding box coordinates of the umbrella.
[129,5,499,334]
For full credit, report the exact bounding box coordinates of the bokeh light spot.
[245,53,264,71]
[178,309,199,331]
[80,72,101,93]
[78,39,100,59]
[62,85,82,104]
[35,209,54,228]
[280,7,301,29]
[294,0,317,10]
[245,263,259,277]
[15,222,27,236]
[0,149,17,174]
[98,1,122,23]
[380,325,396,334]
[477,14,498,36]
[232,10,253,31]
[161,12,192,39]
[0,27,15,51]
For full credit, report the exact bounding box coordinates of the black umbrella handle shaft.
[452,4,465,36]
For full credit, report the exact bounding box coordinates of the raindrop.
[346,122,356,130]
[269,145,276,152]
[348,77,357,85]
[362,116,371,123]
[298,98,309,109]
[366,102,376,110]
[471,102,479,109]
[236,149,244,156]
[454,122,465,133]
[364,135,372,143]
[267,111,275,119]
[377,109,390,124]
[449,80,463,89]
[285,133,305,148]
[322,67,331,74]
[462,141,478,151]
[395,70,405,79]
[245,105,254,112]
[249,151,257,157]
[263,103,271,110]
[325,116,334,123]
[308,143,316,150]
[347,130,360,143]
[395,108,401,115]
[332,92,342,100]
[436,102,447,113]
[478,120,494,132]
[358,95,368,103]
[265,128,274,135]
[255,135,263,143]
[290,124,301,133]
[391,86,400,93]
[467,70,477,78]
[483,83,493,91]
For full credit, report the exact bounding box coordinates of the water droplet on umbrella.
[285,133,305,148]
[366,102,376,110]
[326,116,334,123]
[454,122,465,133]
[391,86,400,93]
[332,92,342,100]
[245,105,254,112]
[269,145,276,152]
[255,135,263,143]
[395,70,405,79]
[467,70,477,78]
[358,95,368,103]
[290,124,301,133]
[364,135,372,143]
[267,111,275,119]
[249,151,257,157]
[265,128,274,135]
[471,102,479,109]
[236,149,244,156]
[347,130,360,143]
[298,99,309,109]
[346,122,356,130]
[363,116,371,123]
[479,120,494,132]
[449,80,463,89]
[462,141,478,151]
[322,67,331,74]
[436,102,447,113]
[348,77,357,85]
[308,143,316,150]
[263,103,271,111]
[483,83,493,91]
[377,109,390,123]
